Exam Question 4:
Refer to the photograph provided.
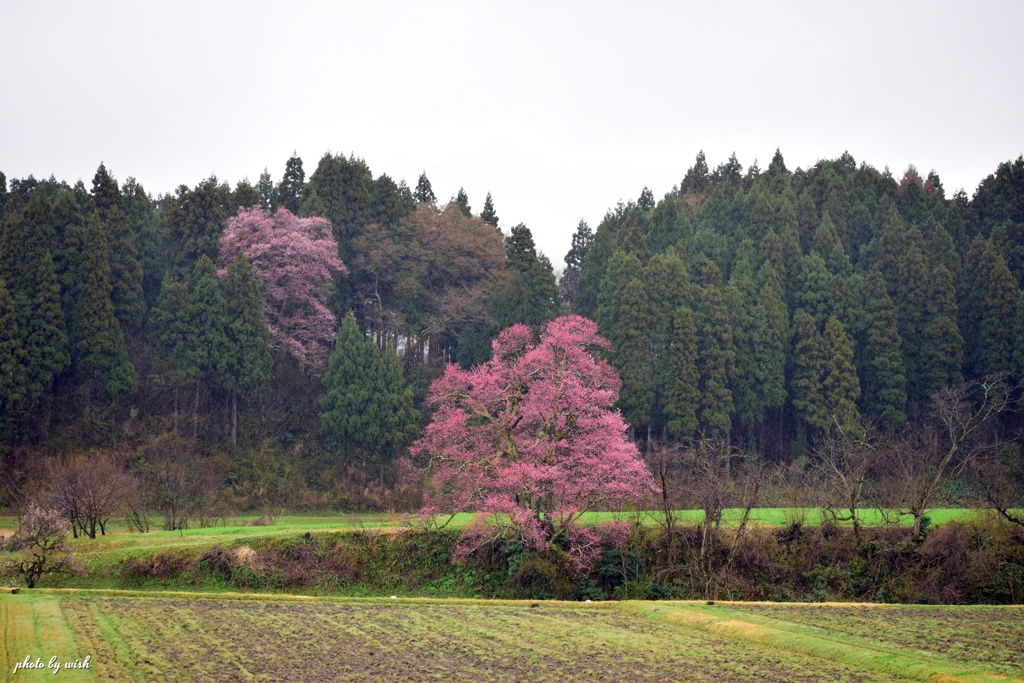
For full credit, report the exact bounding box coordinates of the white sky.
[2,1,1022,268]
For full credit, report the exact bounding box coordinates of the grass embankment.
[2,590,1021,683]
[2,508,1014,600]
[0,507,982,561]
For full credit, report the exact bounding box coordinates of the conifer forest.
[2,150,1024,522]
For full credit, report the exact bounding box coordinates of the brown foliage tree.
[47,451,136,539]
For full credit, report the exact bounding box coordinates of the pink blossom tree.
[408,315,655,570]
[219,207,346,372]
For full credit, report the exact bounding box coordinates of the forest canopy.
[1,150,1023,514]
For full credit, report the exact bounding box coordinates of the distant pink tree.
[219,207,346,372]
[408,315,655,570]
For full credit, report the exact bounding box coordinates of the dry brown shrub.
[231,545,259,571]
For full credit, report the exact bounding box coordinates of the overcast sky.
[2,1,1022,268]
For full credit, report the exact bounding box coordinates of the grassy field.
[2,590,1021,682]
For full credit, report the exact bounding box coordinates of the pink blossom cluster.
[410,316,656,566]
[219,207,347,372]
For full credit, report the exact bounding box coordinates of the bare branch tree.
[647,440,683,562]
[678,436,762,599]
[813,417,883,545]
[971,441,1023,527]
[887,378,1012,539]
[47,452,135,539]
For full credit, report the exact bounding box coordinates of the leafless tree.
[970,442,1023,527]
[138,437,218,531]
[813,417,884,545]
[647,440,683,561]
[678,436,763,598]
[47,452,135,539]
[886,378,1012,539]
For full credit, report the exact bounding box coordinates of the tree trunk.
[232,392,238,449]
[193,379,201,439]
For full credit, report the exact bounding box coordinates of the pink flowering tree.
[219,207,346,372]
[408,315,656,572]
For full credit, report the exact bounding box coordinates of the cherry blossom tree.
[218,207,346,372]
[408,315,655,568]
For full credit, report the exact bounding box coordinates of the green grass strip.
[619,601,1024,683]
[0,593,97,683]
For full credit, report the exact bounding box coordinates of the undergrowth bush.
[107,516,1024,603]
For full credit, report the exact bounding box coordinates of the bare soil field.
[2,592,1021,683]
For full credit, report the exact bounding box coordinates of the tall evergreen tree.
[962,236,1019,379]
[120,177,164,309]
[413,172,436,204]
[647,196,693,254]
[491,224,559,328]
[232,178,263,211]
[753,263,789,448]
[454,187,471,216]
[922,217,961,283]
[792,251,832,328]
[680,150,710,194]
[595,250,642,335]
[694,262,735,437]
[309,152,374,266]
[607,278,655,435]
[777,216,803,306]
[163,177,230,270]
[743,183,775,246]
[152,275,196,435]
[874,199,907,296]
[920,264,963,397]
[0,279,26,438]
[810,211,839,259]
[796,190,819,252]
[222,250,273,447]
[573,220,617,318]
[1014,292,1024,386]
[767,148,789,180]
[821,315,860,432]
[896,228,931,415]
[256,167,276,210]
[64,206,136,401]
[664,306,699,442]
[480,192,499,228]
[92,163,144,330]
[639,249,690,435]
[790,311,828,435]
[279,153,305,214]
[638,186,655,212]
[727,258,760,444]
[187,256,233,438]
[860,269,907,426]
[371,173,415,228]
[298,184,327,218]
[560,219,592,310]
[320,311,419,477]
[0,192,69,412]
